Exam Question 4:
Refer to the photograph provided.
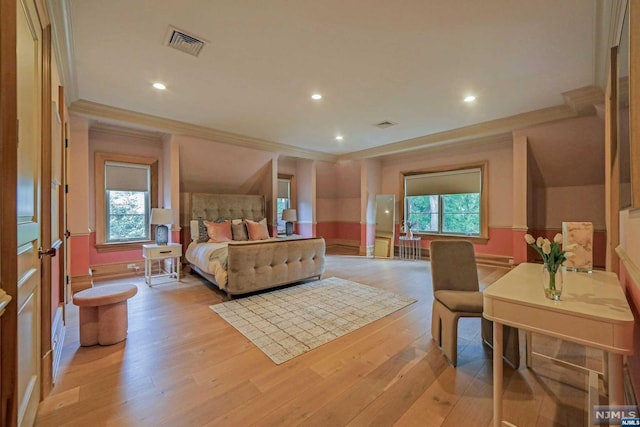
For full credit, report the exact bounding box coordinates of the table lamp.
[282,208,297,236]
[150,208,173,245]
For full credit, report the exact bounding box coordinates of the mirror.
[374,194,395,258]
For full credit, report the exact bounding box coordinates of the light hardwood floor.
[35,249,604,426]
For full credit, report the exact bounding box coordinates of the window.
[403,165,486,238]
[95,152,158,250]
[105,162,150,242]
[276,176,292,234]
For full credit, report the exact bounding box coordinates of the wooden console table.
[483,263,634,427]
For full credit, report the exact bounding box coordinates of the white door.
[17,0,42,425]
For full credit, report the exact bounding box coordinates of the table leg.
[525,331,533,368]
[493,321,503,427]
[146,258,151,287]
[176,257,180,281]
[608,353,624,406]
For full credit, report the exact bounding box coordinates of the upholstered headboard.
[190,193,265,221]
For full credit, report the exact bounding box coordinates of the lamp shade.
[282,209,297,222]
[150,208,173,225]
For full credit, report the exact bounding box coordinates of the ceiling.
[56,0,614,159]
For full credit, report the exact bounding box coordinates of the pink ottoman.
[73,284,138,346]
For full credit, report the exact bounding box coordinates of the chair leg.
[439,308,461,367]
[431,300,442,347]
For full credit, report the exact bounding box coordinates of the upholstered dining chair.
[430,240,520,368]
[429,240,484,366]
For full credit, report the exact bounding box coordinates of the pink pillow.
[203,220,232,242]
[246,218,270,240]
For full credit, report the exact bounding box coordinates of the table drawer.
[143,244,181,258]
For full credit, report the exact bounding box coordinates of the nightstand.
[142,243,181,286]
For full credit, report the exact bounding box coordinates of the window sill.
[410,233,489,244]
[95,241,154,253]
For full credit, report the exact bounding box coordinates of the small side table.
[399,236,421,260]
[142,243,181,286]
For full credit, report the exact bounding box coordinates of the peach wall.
[296,158,316,226]
[278,157,297,175]
[316,160,363,247]
[532,185,606,230]
[68,116,90,235]
[69,235,90,276]
[68,116,91,278]
[512,135,528,229]
[317,198,340,222]
[316,161,338,198]
[175,134,276,194]
[316,222,337,239]
[88,232,143,264]
[297,222,315,238]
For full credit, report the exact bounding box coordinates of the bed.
[184,193,326,297]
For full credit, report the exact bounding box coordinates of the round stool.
[73,284,138,346]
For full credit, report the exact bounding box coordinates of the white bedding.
[185,238,279,288]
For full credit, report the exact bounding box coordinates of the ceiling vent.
[374,120,397,129]
[165,26,206,57]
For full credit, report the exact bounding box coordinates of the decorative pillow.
[231,221,249,241]
[203,220,232,243]
[246,218,270,240]
[197,217,209,243]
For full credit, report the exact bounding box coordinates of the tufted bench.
[73,284,138,346]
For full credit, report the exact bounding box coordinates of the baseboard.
[475,254,514,269]
[51,306,65,384]
[89,260,145,282]
[325,238,359,248]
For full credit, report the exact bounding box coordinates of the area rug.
[209,277,417,364]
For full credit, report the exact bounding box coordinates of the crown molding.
[380,132,513,164]
[338,103,578,161]
[69,99,338,162]
[89,122,165,142]
[562,85,605,116]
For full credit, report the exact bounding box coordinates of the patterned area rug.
[210,277,417,364]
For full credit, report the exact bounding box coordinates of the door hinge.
[65,138,68,148]
[65,184,68,193]
[66,275,69,285]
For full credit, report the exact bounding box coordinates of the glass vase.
[542,263,563,301]
[407,229,413,239]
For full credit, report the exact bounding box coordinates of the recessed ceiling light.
[335,135,344,141]
[464,95,476,103]
[311,93,322,100]
[153,82,167,90]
